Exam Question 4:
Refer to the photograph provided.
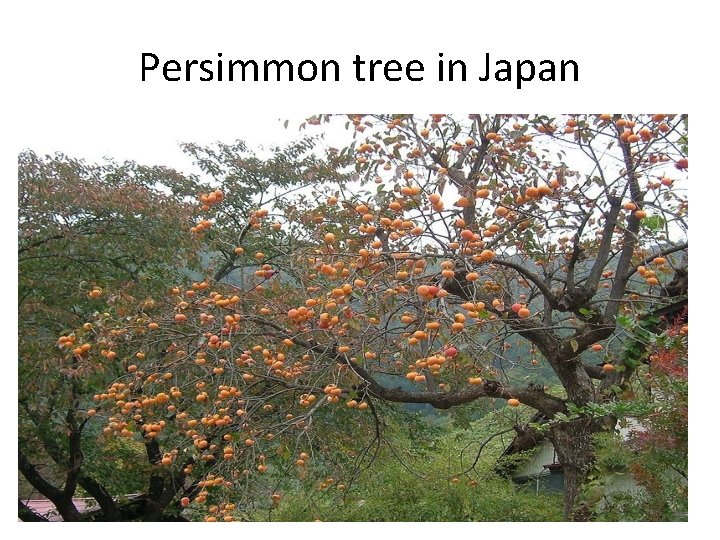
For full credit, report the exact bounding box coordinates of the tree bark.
[18,450,82,521]
[549,419,596,520]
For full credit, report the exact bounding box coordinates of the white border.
[4,0,709,536]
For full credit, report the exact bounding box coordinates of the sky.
[17,112,318,170]
[4,0,713,535]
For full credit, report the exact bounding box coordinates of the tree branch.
[583,195,623,293]
[564,210,592,293]
[18,450,81,521]
[624,242,688,281]
[604,137,645,320]
[489,258,558,307]
[18,232,68,254]
[247,316,567,417]
[18,499,49,522]
[350,366,567,417]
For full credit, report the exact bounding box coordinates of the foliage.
[17,144,317,519]
[583,315,688,521]
[18,150,202,516]
[268,415,562,522]
[17,138,364,521]
[179,138,353,283]
[18,150,201,309]
[18,114,688,521]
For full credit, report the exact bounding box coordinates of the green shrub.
[265,414,562,522]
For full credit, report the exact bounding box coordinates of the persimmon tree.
[51,114,687,521]
[18,140,338,521]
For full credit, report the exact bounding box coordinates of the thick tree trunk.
[549,419,596,520]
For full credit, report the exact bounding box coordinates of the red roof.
[21,498,100,521]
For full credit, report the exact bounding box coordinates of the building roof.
[20,498,100,522]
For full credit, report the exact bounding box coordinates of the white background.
[3,0,711,535]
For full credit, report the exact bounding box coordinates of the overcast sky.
[19,112,313,170]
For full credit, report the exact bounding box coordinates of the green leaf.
[570,339,579,352]
[642,215,666,231]
[617,314,632,328]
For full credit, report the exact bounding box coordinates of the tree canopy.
[18,114,688,521]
